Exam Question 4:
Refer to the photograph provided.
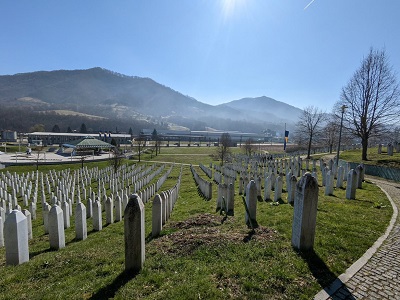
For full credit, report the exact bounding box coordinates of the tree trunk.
[307,135,312,159]
[361,138,368,160]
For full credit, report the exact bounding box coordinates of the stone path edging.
[314,181,399,300]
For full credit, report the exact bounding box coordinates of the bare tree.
[295,106,324,159]
[322,117,340,154]
[132,136,146,162]
[109,147,123,173]
[393,126,400,144]
[33,145,45,171]
[243,138,256,157]
[151,129,162,155]
[216,133,232,166]
[78,155,87,168]
[338,48,400,160]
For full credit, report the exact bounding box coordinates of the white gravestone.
[291,173,319,251]
[92,199,102,231]
[245,180,257,227]
[105,197,114,225]
[61,200,70,229]
[75,202,87,241]
[287,175,297,206]
[48,205,65,250]
[22,209,33,240]
[274,176,283,202]
[324,170,334,196]
[115,195,122,222]
[264,176,272,201]
[227,183,235,215]
[124,194,145,273]
[152,194,163,238]
[346,169,357,200]
[0,216,4,247]
[336,166,344,188]
[86,198,93,219]
[4,210,29,265]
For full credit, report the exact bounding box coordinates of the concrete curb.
[314,182,398,300]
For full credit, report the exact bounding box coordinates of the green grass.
[0,144,21,153]
[0,147,394,299]
[133,145,237,165]
[339,147,400,168]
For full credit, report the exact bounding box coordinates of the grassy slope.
[0,147,394,299]
[339,146,400,168]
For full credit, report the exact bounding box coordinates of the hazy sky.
[1,0,399,111]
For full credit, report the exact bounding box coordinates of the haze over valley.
[0,68,302,134]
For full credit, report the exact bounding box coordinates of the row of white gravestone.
[213,164,237,181]
[378,143,399,156]
[237,159,304,185]
[0,162,169,220]
[156,165,174,191]
[7,168,155,233]
[152,174,182,237]
[13,162,149,199]
[235,157,365,201]
[1,191,147,266]
[214,154,351,207]
[244,173,320,251]
[190,165,212,200]
[320,164,364,199]
[0,163,179,266]
[199,163,212,179]
[216,182,235,215]
[126,171,180,273]
[213,171,223,185]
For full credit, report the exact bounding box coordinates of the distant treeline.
[0,107,162,134]
[165,115,284,134]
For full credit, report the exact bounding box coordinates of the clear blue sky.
[1,0,399,111]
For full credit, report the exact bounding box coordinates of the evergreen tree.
[110,138,117,147]
[52,124,60,133]
[80,123,87,133]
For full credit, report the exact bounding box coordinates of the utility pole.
[336,105,347,166]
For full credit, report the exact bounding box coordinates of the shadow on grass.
[297,249,356,300]
[243,229,256,243]
[90,269,138,300]
[277,198,287,205]
[349,199,374,204]
[145,232,153,243]
[29,247,54,259]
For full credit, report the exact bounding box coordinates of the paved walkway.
[0,151,121,166]
[315,178,400,300]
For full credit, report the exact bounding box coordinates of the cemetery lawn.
[0,147,394,299]
[339,147,400,168]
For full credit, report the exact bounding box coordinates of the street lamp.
[336,105,348,167]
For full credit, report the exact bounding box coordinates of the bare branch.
[337,48,400,160]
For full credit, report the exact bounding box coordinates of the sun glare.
[221,0,247,20]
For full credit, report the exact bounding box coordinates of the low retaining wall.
[345,161,400,182]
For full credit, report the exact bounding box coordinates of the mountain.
[219,96,303,124]
[0,68,302,133]
[0,67,211,117]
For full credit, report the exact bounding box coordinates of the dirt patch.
[214,274,243,298]
[172,213,223,229]
[151,213,277,256]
